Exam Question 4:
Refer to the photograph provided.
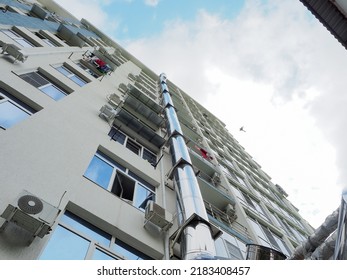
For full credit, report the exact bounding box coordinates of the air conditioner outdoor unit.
[0,190,60,239]
[145,201,173,230]
[118,83,128,93]
[212,172,221,184]
[106,93,122,107]
[225,203,237,223]
[99,104,117,122]
[0,42,28,63]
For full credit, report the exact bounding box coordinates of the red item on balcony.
[195,145,213,160]
[94,59,106,67]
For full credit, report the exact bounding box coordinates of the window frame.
[0,88,35,129]
[19,71,70,101]
[84,151,156,211]
[109,128,157,166]
[34,32,59,47]
[1,29,36,48]
[40,210,152,260]
[54,65,88,87]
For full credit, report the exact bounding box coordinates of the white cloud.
[125,0,345,227]
[144,0,160,7]
[53,0,120,34]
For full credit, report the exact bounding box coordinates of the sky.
[53,0,346,228]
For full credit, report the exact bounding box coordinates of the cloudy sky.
[54,0,346,228]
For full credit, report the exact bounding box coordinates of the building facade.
[0,0,314,260]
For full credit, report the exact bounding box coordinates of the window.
[75,62,99,78]
[19,71,69,100]
[247,216,289,256]
[214,231,247,260]
[55,65,88,87]
[233,187,270,222]
[126,138,141,155]
[225,240,244,260]
[84,151,155,210]
[1,29,35,48]
[40,211,152,260]
[108,128,157,166]
[0,88,36,129]
[35,32,58,47]
[115,239,152,260]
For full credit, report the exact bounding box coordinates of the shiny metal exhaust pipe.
[159,73,216,260]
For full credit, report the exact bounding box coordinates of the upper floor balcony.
[110,107,166,150]
[122,83,165,130]
[197,169,236,211]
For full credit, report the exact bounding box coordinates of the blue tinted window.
[39,225,90,260]
[92,249,118,260]
[70,75,87,87]
[61,211,111,247]
[108,128,126,144]
[0,101,30,129]
[56,65,72,76]
[134,184,155,210]
[40,84,66,100]
[114,239,152,260]
[84,155,114,189]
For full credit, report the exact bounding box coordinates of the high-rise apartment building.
[0,0,315,260]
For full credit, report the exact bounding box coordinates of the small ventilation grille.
[18,194,43,215]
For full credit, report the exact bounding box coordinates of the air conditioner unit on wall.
[99,104,117,122]
[225,203,237,223]
[212,172,221,184]
[145,201,173,230]
[0,190,60,239]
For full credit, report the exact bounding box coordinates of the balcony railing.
[204,201,252,241]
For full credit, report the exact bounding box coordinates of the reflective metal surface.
[334,192,347,260]
[159,73,216,260]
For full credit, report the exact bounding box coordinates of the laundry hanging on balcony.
[195,145,213,160]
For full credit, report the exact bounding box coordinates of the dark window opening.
[111,172,135,202]
[126,138,141,155]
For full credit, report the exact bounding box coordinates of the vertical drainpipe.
[159,73,216,260]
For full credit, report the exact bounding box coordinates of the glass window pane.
[61,211,111,247]
[84,155,114,189]
[40,84,66,100]
[92,249,118,260]
[70,75,87,87]
[134,183,155,210]
[39,225,90,260]
[20,72,49,88]
[142,149,156,165]
[56,66,72,76]
[114,239,152,260]
[0,101,30,129]
[108,128,126,145]
[214,237,229,259]
[16,38,34,48]
[126,139,140,155]
[43,38,57,47]
[225,240,243,260]
[2,29,20,38]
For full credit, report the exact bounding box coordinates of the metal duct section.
[159,73,216,260]
[334,192,347,259]
[288,207,339,260]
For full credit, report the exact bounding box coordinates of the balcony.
[92,47,122,70]
[122,84,165,130]
[205,201,252,243]
[187,142,218,178]
[197,170,235,210]
[112,108,165,148]
[180,122,201,144]
[133,80,157,101]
